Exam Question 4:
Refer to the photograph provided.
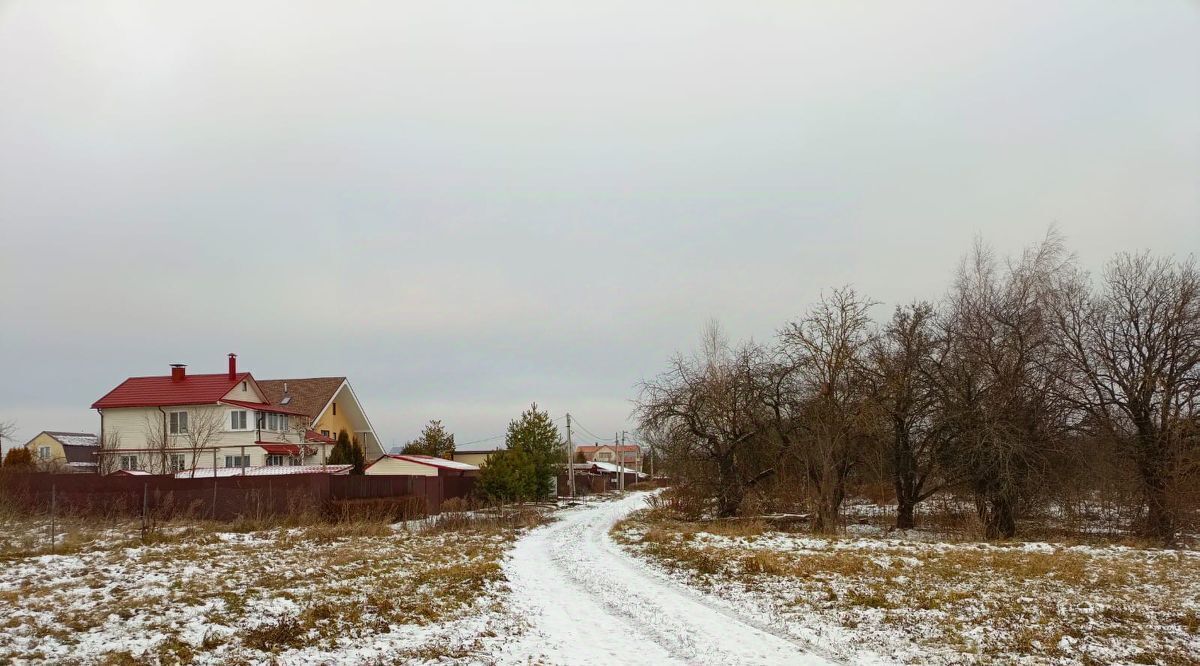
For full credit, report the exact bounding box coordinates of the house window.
[37,446,51,460]
[242,380,248,391]
[224,455,250,468]
[229,410,248,430]
[262,413,288,431]
[321,430,330,438]
[332,402,337,416]
[169,411,188,434]
[266,454,285,466]
[290,456,302,466]
[169,454,186,472]
[119,455,139,470]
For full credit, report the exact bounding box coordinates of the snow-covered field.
[614,509,1200,665]
[0,517,527,664]
[6,495,1194,665]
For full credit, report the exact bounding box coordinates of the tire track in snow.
[498,492,836,665]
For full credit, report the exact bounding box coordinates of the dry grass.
[0,507,548,663]
[616,510,1200,665]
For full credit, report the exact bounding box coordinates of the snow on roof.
[174,465,352,478]
[109,469,153,476]
[46,432,99,447]
[574,461,648,478]
[575,444,641,453]
[381,454,479,471]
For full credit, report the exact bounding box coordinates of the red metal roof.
[92,373,252,409]
[305,430,335,444]
[257,443,301,455]
[222,399,309,416]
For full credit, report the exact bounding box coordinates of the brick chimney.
[170,364,187,382]
[228,353,237,379]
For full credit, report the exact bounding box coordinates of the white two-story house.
[91,354,383,473]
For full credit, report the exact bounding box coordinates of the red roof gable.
[92,373,253,410]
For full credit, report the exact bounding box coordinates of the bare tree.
[1052,253,1200,545]
[96,428,122,475]
[867,302,950,528]
[932,234,1073,539]
[636,323,775,517]
[142,412,171,474]
[775,287,878,532]
[183,407,227,475]
[0,420,16,459]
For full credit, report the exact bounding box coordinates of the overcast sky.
[1,1,1197,453]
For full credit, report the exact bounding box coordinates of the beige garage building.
[366,454,480,477]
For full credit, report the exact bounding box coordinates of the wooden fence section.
[0,472,476,521]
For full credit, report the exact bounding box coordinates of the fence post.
[141,483,148,540]
[49,484,56,555]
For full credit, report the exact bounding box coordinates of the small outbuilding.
[23,431,99,473]
[366,454,480,477]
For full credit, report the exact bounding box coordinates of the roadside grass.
[614,512,1200,665]
[0,507,549,664]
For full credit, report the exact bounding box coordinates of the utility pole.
[614,432,623,492]
[565,413,575,499]
[621,431,635,490]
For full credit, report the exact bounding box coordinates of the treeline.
[636,233,1200,545]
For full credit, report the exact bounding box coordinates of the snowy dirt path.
[497,492,836,665]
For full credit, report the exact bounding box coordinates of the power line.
[568,416,613,444]
[455,415,568,448]
[457,433,505,447]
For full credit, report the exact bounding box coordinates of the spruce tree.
[477,448,536,502]
[505,403,563,500]
[400,420,456,458]
[350,435,366,475]
[327,430,353,465]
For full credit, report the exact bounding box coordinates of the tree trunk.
[892,419,918,529]
[1140,465,1177,546]
[1133,424,1177,546]
[715,456,743,518]
[977,492,1016,540]
[896,498,916,529]
[812,474,845,534]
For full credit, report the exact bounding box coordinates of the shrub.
[2,448,33,468]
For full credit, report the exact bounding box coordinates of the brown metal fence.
[556,473,608,497]
[0,472,476,521]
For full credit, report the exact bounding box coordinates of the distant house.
[91,354,384,474]
[571,461,647,486]
[451,447,506,468]
[575,443,643,472]
[173,464,352,478]
[367,454,480,477]
[22,431,99,473]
